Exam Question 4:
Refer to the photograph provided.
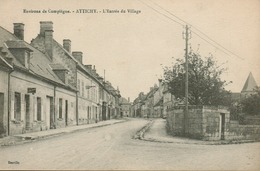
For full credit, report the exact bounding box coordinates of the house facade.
[0,23,77,137]
[119,97,131,117]
[0,21,121,137]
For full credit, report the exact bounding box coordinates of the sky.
[1,0,259,101]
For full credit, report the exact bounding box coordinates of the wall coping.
[167,105,229,112]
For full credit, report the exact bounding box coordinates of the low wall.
[226,120,260,140]
[166,105,260,141]
[243,116,260,125]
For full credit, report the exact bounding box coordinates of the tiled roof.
[49,63,68,70]
[0,26,65,86]
[5,40,33,51]
[0,54,13,69]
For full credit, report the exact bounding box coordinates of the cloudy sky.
[1,0,259,101]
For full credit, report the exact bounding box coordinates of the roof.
[51,38,113,92]
[0,26,67,87]
[145,87,158,100]
[0,54,13,69]
[120,97,130,104]
[241,72,258,92]
[5,40,33,51]
[49,63,68,71]
[154,97,163,107]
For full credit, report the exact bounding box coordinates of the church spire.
[241,72,258,93]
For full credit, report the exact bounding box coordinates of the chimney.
[63,39,71,53]
[40,21,53,35]
[40,21,53,59]
[128,97,130,102]
[85,64,92,70]
[92,65,96,73]
[72,51,83,63]
[13,23,24,40]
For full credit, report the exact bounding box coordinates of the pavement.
[0,119,125,147]
[142,118,257,145]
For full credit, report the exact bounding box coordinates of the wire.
[191,31,232,57]
[191,26,244,60]
[137,0,184,27]
[147,0,244,60]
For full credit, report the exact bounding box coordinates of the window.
[37,97,41,121]
[82,81,84,97]
[87,106,90,119]
[14,92,21,120]
[59,98,63,118]
[78,79,80,95]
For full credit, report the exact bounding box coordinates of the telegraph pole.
[183,25,191,135]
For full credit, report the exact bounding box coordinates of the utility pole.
[183,25,191,135]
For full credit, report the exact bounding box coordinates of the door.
[220,113,225,140]
[46,96,54,129]
[25,94,30,130]
[0,93,4,135]
[65,100,68,126]
[102,103,106,121]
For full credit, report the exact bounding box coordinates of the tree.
[163,51,231,106]
[241,87,260,115]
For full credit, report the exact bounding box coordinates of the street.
[0,118,259,170]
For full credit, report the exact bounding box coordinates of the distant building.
[241,72,258,98]
[119,97,131,117]
[132,79,164,118]
[162,84,175,118]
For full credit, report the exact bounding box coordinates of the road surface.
[0,118,259,170]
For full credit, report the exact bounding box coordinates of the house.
[162,83,175,118]
[0,21,121,137]
[132,79,165,118]
[0,54,13,137]
[31,21,121,124]
[132,92,146,117]
[0,23,77,136]
[152,79,164,118]
[119,97,131,117]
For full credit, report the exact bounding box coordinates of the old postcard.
[0,0,259,170]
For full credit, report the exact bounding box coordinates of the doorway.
[25,94,30,130]
[46,96,54,129]
[0,93,4,135]
[65,100,68,126]
[220,113,225,140]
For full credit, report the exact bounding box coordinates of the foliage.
[163,51,231,106]
[241,86,260,115]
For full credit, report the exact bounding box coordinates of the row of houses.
[132,72,258,119]
[0,21,123,137]
[132,79,171,118]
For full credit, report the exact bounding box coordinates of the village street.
[0,118,259,170]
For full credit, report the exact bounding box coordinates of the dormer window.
[5,40,33,69]
[49,63,69,84]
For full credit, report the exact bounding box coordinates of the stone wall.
[225,120,260,140]
[242,116,260,125]
[166,105,260,141]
